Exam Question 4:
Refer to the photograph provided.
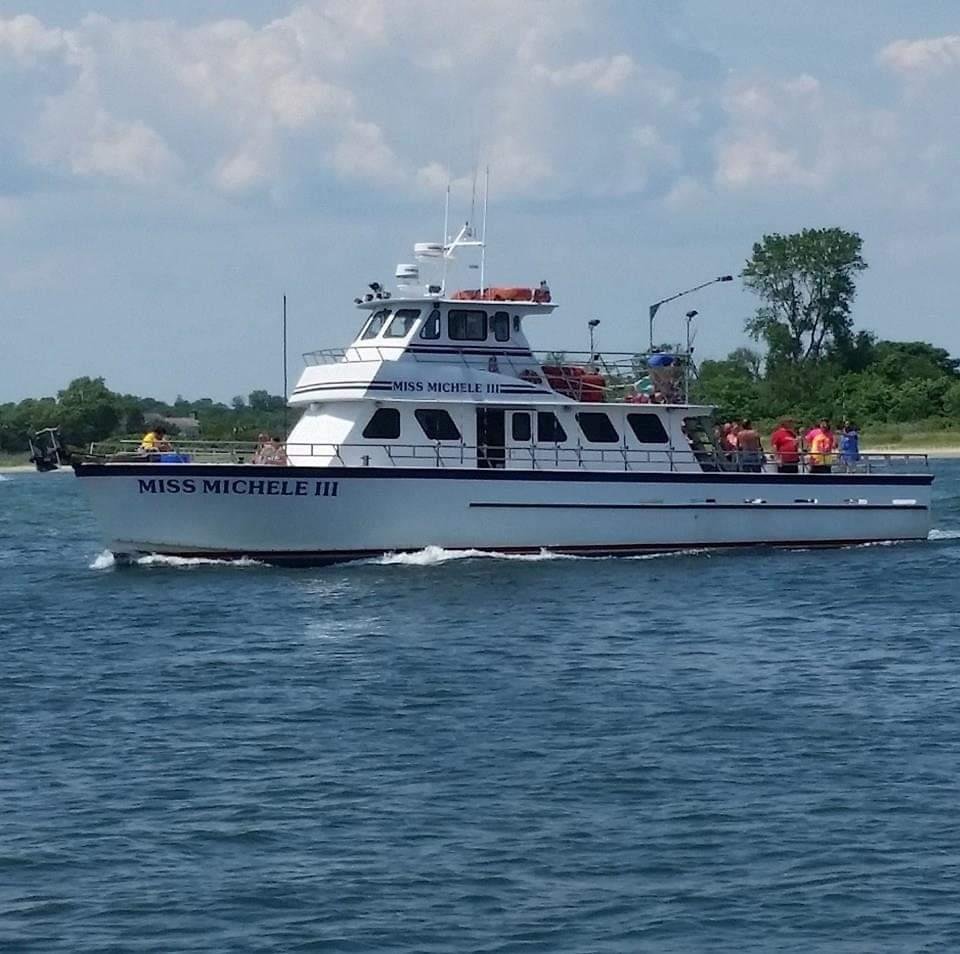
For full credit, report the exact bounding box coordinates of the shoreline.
[864,446,960,458]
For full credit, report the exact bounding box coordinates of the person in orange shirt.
[808,420,836,473]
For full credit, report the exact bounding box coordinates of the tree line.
[0,378,288,452]
[691,227,960,430]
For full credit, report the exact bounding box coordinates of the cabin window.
[419,308,441,340]
[537,411,567,443]
[512,412,531,442]
[627,413,669,444]
[383,308,421,338]
[362,408,401,440]
[415,408,461,441]
[492,311,510,342]
[577,412,619,443]
[448,309,487,341]
[360,308,390,340]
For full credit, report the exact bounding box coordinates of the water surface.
[2,464,960,952]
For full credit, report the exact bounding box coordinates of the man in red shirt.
[770,420,800,473]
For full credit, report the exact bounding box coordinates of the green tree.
[56,377,122,445]
[870,340,959,384]
[742,228,867,366]
[248,390,286,412]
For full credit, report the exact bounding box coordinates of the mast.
[479,166,489,294]
[282,294,289,434]
[441,184,450,294]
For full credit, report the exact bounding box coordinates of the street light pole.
[684,310,698,404]
[648,274,733,351]
[588,318,600,358]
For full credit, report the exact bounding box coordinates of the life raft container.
[541,366,605,401]
[452,286,552,303]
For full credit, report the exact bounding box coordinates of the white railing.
[300,347,688,403]
[86,439,929,475]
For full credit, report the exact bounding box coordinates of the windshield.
[359,308,390,340]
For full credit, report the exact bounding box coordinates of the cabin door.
[476,408,506,469]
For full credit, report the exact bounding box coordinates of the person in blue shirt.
[839,422,860,472]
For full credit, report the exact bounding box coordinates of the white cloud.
[214,148,269,192]
[0,13,67,64]
[880,35,960,78]
[0,3,703,201]
[712,74,900,194]
[7,3,956,214]
[28,86,181,186]
[534,54,636,95]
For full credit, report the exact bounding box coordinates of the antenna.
[470,165,478,229]
[441,183,450,294]
[479,166,489,294]
[282,294,289,435]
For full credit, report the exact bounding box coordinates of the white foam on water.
[0,474,10,482]
[89,550,263,570]
[135,554,263,568]
[929,529,960,541]
[372,545,715,567]
[374,545,583,567]
[627,547,712,561]
[89,550,116,570]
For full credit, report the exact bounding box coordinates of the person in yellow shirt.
[139,425,171,454]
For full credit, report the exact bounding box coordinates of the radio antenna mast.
[282,293,289,434]
[479,166,489,294]
[441,183,451,293]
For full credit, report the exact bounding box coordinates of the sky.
[2,1,960,402]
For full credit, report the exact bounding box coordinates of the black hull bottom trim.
[112,536,927,568]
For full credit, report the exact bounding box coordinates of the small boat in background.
[29,427,71,473]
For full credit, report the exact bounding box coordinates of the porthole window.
[492,311,510,342]
[415,408,461,441]
[577,412,619,443]
[537,411,567,443]
[448,309,487,341]
[360,308,390,340]
[627,413,669,444]
[362,408,401,439]
[383,309,421,338]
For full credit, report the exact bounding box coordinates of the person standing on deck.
[737,420,764,472]
[770,420,800,474]
[839,423,860,472]
[808,420,836,474]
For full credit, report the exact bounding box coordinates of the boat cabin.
[287,287,714,473]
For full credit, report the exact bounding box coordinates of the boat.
[29,427,72,472]
[74,218,933,565]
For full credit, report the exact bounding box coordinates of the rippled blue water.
[3,463,960,952]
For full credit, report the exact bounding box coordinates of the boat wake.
[89,550,263,570]
[374,545,578,566]
[372,545,711,567]
[928,529,960,541]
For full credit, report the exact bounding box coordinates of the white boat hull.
[75,463,933,564]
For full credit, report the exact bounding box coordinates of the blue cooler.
[159,452,192,463]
